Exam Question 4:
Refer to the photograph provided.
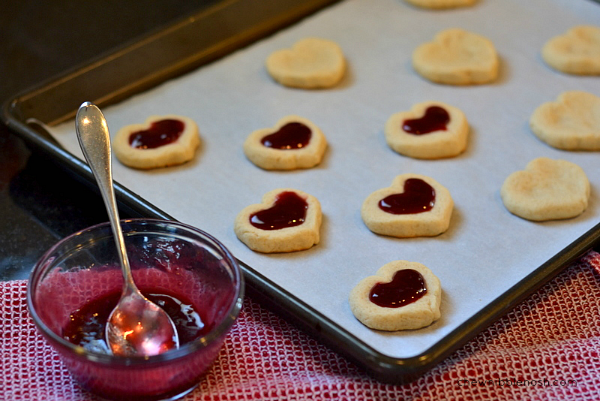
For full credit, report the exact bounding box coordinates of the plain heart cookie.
[361,174,453,238]
[530,91,600,150]
[403,0,477,9]
[500,157,590,221]
[234,188,322,253]
[243,115,327,170]
[265,37,346,89]
[385,101,469,159]
[412,28,499,85]
[542,26,600,75]
[349,260,442,331]
[113,115,200,169]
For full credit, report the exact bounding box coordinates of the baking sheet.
[48,0,600,359]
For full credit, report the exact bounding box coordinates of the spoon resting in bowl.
[75,102,179,357]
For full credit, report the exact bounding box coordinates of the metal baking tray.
[4,0,600,383]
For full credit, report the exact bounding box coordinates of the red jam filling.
[402,106,450,135]
[369,269,427,308]
[129,119,185,149]
[62,290,207,354]
[250,191,308,230]
[378,178,435,215]
[261,122,312,150]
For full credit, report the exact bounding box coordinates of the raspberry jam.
[378,178,435,214]
[369,269,427,308]
[403,106,450,135]
[250,191,308,230]
[62,290,207,354]
[261,122,312,150]
[129,119,185,149]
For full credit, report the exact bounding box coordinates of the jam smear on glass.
[369,269,427,308]
[129,119,185,149]
[250,191,308,230]
[402,106,450,135]
[261,122,312,150]
[379,178,435,215]
[62,290,206,354]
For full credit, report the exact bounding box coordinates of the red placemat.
[2,251,600,401]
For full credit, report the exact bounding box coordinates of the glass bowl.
[27,218,244,401]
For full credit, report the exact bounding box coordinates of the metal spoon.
[76,102,179,357]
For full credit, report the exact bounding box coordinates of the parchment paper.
[49,0,600,359]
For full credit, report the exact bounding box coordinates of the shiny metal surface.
[76,102,179,356]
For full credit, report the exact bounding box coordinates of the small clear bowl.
[27,218,243,401]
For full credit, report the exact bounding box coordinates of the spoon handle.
[75,102,134,287]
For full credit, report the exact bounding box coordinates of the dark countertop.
[0,1,219,280]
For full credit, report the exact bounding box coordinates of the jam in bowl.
[27,218,244,401]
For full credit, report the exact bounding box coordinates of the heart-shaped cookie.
[542,25,600,75]
[349,260,442,331]
[234,188,322,253]
[113,115,200,169]
[266,37,346,89]
[385,101,469,159]
[530,91,600,150]
[501,157,590,221]
[361,174,453,237]
[412,28,498,85]
[243,115,327,170]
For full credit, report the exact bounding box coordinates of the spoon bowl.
[105,286,179,356]
[76,101,179,356]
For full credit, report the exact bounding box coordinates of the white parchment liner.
[49,0,600,359]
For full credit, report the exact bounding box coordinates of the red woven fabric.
[2,251,600,401]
